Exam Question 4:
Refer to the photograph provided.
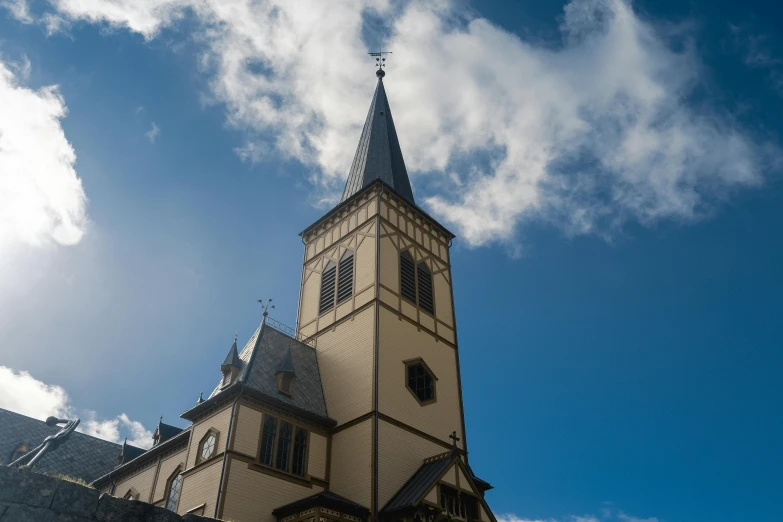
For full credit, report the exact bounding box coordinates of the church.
[4,66,497,522]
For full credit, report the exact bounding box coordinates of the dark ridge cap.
[91,428,191,487]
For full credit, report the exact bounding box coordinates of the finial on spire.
[197,392,204,405]
[234,333,238,343]
[258,299,275,321]
[368,51,392,79]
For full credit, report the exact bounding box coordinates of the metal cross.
[368,51,392,69]
[449,431,460,451]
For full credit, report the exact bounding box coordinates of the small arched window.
[319,261,337,314]
[275,422,293,472]
[291,428,308,477]
[259,415,277,466]
[9,443,29,464]
[198,430,218,463]
[165,468,183,512]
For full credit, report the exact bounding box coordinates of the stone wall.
[0,466,218,522]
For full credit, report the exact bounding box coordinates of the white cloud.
[145,121,160,143]
[0,366,153,449]
[7,0,777,247]
[498,510,658,522]
[0,57,88,249]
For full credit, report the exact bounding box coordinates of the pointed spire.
[222,336,241,370]
[275,348,295,375]
[341,72,415,205]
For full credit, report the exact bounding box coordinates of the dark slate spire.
[341,70,415,204]
[222,336,241,370]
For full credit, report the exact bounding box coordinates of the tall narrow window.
[292,428,308,477]
[337,250,354,304]
[165,470,183,512]
[400,251,416,303]
[319,261,337,314]
[259,416,277,466]
[275,422,293,472]
[417,262,434,314]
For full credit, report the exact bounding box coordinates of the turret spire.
[341,63,415,205]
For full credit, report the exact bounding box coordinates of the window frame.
[256,414,311,478]
[123,488,140,501]
[403,358,438,406]
[277,373,294,396]
[196,429,220,464]
[164,467,184,512]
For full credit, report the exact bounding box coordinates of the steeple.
[341,69,415,205]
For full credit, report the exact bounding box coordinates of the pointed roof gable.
[341,76,415,205]
[276,347,295,375]
[221,337,241,369]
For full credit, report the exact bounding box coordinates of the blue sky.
[1,1,782,521]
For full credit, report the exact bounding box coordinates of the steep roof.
[382,451,458,513]
[208,321,328,419]
[0,408,121,483]
[341,76,415,205]
[222,337,241,369]
[153,420,184,446]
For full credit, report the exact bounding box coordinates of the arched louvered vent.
[400,251,416,304]
[319,261,337,314]
[337,250,354,304]
[417,262,434,315]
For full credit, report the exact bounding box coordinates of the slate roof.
[154,421,183,445]
[208,321,328,419]
[341,76,415,205]
[273,491,370,519]
[0,408,121,483]
[381,451,458,513]
[118,440,146,465]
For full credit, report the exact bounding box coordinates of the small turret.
[220,335,241,387]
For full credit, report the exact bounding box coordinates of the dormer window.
[405,358,437,405]
[222,370,231,387]
[277,373,294,395]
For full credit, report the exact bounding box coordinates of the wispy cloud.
[0,366,154,449]
[5,0,777,248]
[145,121,160,144]
[730,24,783,94]
[498,507,660,522]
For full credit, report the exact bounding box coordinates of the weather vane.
[258,298,275,319]
[368,51,392,78]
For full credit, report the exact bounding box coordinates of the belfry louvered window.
[319,261,337,314]
[400,251,416,303]
[417,262,434,314]
[337,250,354,304]
[400,251,434,315]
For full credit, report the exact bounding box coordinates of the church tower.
[297,67,486,519]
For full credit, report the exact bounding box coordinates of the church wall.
[377,306,464,450]
[177,457,222,516]
[233,404,263,458]
[152,448,187,503]
[308,432,328,481]
[113,461,158,504]
[186,406,232,470]
[329,417,372,508]
[221,456,323,522]
[310,305,375,425]
[298,219,377,340]
[376,418,451,509]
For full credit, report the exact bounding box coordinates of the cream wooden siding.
[456,465,471,492]
[440,465,457,487]
[434,271,454,328]
[221,458,323,522]
[379,233,399,298]
[377,419,450,509]
[177,458,222,516]
[114,463,157,504]
[481,505,491,521]
[308,432,327,480]
[233,405,262,458]
[312,305,375,424]
[298,221,377,335]
[187,406,233,469]
[379,193,450,264]
[330,418,372,508]
[153,449,187,503]
[378,307,464,450]
[424,487,438,504]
